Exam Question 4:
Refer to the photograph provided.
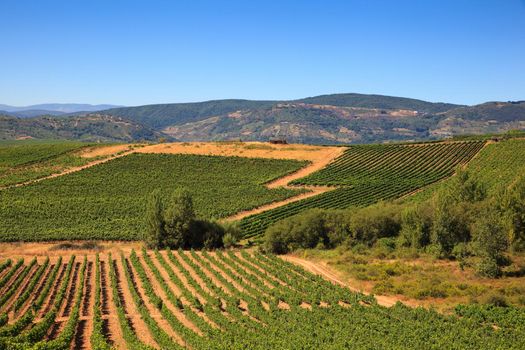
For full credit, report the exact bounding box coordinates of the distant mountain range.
[0,103,122,116]
[1,94,524,143]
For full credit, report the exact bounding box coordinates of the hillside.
[102,94,525,144]
[0,114,165,142]
[103,99,276,129]
[295,93,461,113]
[103,93,460,129]
[2,94,524,144]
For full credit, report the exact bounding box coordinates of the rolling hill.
[0,114,164,142]
[1,94,524,143]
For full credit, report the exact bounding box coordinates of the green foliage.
[0,140,94,187]
[1,250,525,348]
[496,175,525,251]
[242,141,484,238]
[0,153,305,241]
[263,209,330,254]
[430,194,470,257]
[471,209,509,277]
[263,205,403,254]
[222,222,242,248]
[398,204,431,249]
[164,189,195,248]
[143,189,226,249]
[143,189,165,249]
[347,203,401,245]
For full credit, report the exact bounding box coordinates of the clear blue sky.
[1,0,524,106]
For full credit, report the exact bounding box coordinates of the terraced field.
[240,141,485,238]
[0,250,523,349]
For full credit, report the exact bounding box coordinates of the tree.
[164,189,195,248]
[471,210,509,277]
[449,168,486,203]
[143,189,225,249]
[399,204,431,249]
[430,191,470,257]
[143,190,165,248]
[495,175,525,251]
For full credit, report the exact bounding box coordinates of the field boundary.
[0,146,137,191]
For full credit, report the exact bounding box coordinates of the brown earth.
[282,255,406,308]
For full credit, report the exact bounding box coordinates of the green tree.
[449,168,486,203]
[143,190,165,248]
[430,193,470,257]
[471,210,509,277]
[496,175,525,251]
[164,189,195,248]
[399,204,431,249]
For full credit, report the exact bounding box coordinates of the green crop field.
[0,153,306,241]
[406,138,525,203]
[240,141,485,238]
[0,140,97,187]
[0,251,523,349]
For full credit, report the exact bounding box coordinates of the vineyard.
[405,138,525,203]
[240,141,485,238]
[0,250,523,349]
[0,141,98,187]
[0,154,306,241]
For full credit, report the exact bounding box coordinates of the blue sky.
[0,0,524,106]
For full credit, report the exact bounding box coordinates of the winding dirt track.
[282,255,400,308]
[2,141,344,222]
[0,145,137,190]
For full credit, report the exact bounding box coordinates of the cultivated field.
[240,140,485,238]
[0,154,306,241]
[0,139,524,349]
[0,249,523,350]
[0,140,487,242]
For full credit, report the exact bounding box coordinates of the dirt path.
[16,262,54,320]
[224,186,334,221]
[100,257,127,350]
[2,262,39,313]
[134,141,345,222]
[73,259,94,350]
[113,256,158,348]
[282,255,401,308]
[222,146,344,221]
[0,147,136,191]
[125,256,186,347]
[1,141,344,223]
[140,252,203,335]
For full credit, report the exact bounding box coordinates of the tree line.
[263,169,525,278]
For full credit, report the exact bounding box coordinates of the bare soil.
[282,255,403,307]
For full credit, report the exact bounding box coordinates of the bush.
[263,209,330,254]
[222,222,242,248]
[481,292,508,307]
[348,203,401,246]
[476,258,502,278]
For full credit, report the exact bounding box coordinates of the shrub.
[348,203,401,246]
[481,292,509,307]
[476,258,502,278]
[263,209,329,254]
